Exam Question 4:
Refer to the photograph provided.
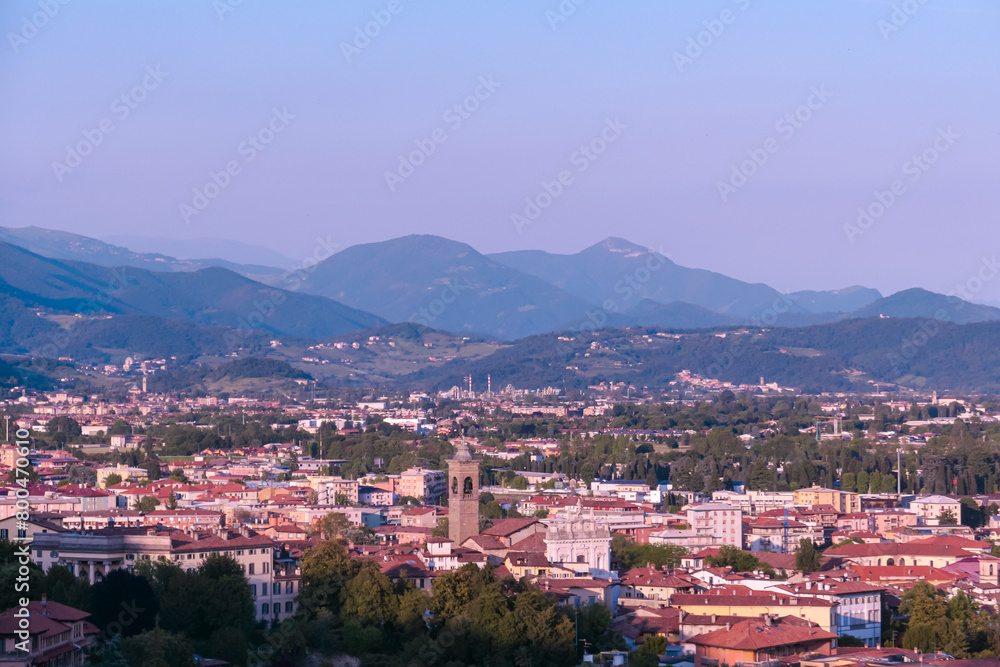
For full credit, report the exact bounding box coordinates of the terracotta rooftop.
[687,616,839,650]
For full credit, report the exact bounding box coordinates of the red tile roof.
[687,616,838,650]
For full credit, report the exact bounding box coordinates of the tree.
[856,471,870,494]
[639,634,667,654]
[611,534,687,570]
[156,555,255,643]
[706,546,775,577]
[104,473,123,487]
[340,564,397,625]
[108,419,132,436]
[120,628,196,667]
[959,497,985,528]
[747,458,774,491]
[134,496,159,513]
[510,475,529,490]
[298,539,365,619]
[795,538,822,573]
[841,472,856,493]
[7,463,38,484]
[938,508,958,525]
[47,416,82,438]
[166,491,178,510]
[481,500,504,519]
[139,458,161,481]
[314,512,350,540]
[88,569,159,638]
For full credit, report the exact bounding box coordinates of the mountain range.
[1,225,999,345]
[0,242,385,345]
[3,225,1000,392]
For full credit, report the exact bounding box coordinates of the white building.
[544,503,612,575]
[909,495,962,524]
[712,490,795,517]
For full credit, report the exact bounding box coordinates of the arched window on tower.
[464,477,473,494]
[452,477,458,494]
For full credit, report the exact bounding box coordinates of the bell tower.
[448,440,480,546]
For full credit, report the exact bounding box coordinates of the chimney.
[41,594,48,615]
[764,614,772,626]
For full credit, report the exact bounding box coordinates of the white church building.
[544,502,613,577]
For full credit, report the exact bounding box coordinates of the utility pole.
[4,415,9,443]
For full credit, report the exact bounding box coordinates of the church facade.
[545,502,612,574]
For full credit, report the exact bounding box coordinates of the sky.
[1,0,998,300]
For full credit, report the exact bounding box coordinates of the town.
[2,381,998,667]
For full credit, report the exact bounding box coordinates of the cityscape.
[3,1,1000,667]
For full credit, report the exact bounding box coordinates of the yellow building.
[793,486,861,513]
[669,592,837,633]
[96,464,148,488]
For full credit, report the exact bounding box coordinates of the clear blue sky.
[2,1,998,299]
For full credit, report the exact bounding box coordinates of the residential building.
[317,477,359,505]
[687,503,743,548]
[793,486,861,514]
[771,579,884,647]
[96,465,148,488]
[0,598,98,666]
[909,495,962,524]
[399,467,447,503]
[825,535,988,568]
[669,590,838,633]
[746,517,821,554]
[687,615,838,667]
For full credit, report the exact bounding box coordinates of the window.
[273,582,280,595]
[0,529,7,540]
[286,581,294,594]
[248,563,255,575]
[285,601,293,612]
[262,603,269,614]
[251,584,257,596]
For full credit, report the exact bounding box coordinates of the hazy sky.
[2,1,998,300]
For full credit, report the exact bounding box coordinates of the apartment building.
[771,579,884,647]
[317,477,360,505]
[687,503,743,548]
[31,525,284,623]
[669,590,838,634]
[399,467,447,503]
[793,486,861,514]
[745,517,821,554]
[711,490,795,517]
